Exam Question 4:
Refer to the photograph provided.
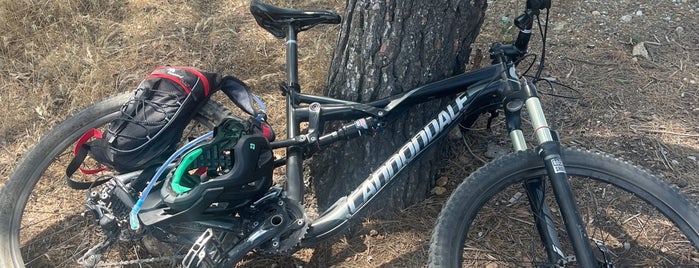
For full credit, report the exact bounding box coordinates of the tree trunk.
[310,0,487,216]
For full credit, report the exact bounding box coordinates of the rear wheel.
[429,148,699,267]
[0,93,232,267]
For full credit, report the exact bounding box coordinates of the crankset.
[182,194,308,268]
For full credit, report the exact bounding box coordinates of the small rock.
[635,10,643,16]
[433,186,447,196]
[632,42,650,60]
[436,176,448,187]
[688,155,697,162]
[621,15,632,22]
[553,22,566,31]
[676,26,685,35]
[592,10,601,16]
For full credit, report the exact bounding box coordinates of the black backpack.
[65,66,272,190]
[66,67,221,185]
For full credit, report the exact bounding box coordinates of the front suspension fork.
[506,80,598,267]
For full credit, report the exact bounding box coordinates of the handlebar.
[513,9,535,56]
[490,1,550,65]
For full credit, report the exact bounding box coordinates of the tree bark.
[310,0,487,216]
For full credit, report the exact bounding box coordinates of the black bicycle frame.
[289,78,504,245]
[272,24,505,244]
[272,5,598,263]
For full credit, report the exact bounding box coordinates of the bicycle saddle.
[250,0,341,39]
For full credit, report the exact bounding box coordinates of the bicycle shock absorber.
[503,80,567,264]
[522,80,598,267]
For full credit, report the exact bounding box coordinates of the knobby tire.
[429,148,699,267]
[0,93,231,267]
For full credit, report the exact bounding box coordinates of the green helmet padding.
[171,148,203,194]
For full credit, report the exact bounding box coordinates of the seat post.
[285,25,299,89]
[284,24,304,204]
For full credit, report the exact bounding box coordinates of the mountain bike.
[1,0,698,267]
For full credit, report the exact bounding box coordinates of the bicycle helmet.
[159,116,275,213]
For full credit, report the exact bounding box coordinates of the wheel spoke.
[1,95,232,267]
[429,149,699,267]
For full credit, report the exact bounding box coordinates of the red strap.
[180,66,211,96]
[153,66,211,96]
[74,129,108,175]
[148,73,192,94]
[74,128,102,156]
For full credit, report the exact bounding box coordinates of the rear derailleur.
[77,179,141,266]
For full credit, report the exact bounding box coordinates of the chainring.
[256,198,309,255]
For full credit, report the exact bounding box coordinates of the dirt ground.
[0,0,697,267]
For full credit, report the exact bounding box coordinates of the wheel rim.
[8,99,223,267]
[460,165,698,266]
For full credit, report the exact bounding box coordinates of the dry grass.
[0,0,340,188]
[1,0,698,267]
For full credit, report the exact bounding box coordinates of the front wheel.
[429,148,699,267]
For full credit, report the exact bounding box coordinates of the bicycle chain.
[89,255,185,267]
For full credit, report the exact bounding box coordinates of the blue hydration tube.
[252,94,266,121]
[129,131,214,230]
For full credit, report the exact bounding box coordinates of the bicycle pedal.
[182,228,224,268]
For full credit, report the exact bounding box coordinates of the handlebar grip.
[527,0,551,10]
